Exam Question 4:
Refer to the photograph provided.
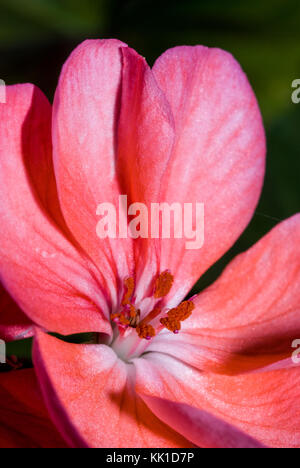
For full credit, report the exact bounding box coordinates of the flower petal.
[135,352,300,448]
[53,39,136,307]
[141,396,266,448]
[0,369,67,448]
[0,84,111,336]
[148,215,300,374]
[0,284,33,342]
[33,329,193,448]
[152,46,266,304]
[116,47,175,299]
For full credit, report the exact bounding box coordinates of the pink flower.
[0,39,299,448]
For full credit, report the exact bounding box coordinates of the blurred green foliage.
[0,0,106,40]
[0,0,299,356]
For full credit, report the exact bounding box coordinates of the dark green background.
[1,0,299,356]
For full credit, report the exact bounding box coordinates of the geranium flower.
[0,39,299,448]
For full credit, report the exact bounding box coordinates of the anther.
[119,315,130,326]
[160,300,195,334]
[167,301,195,321]
[113,273,194,341]
[154,271,174,298]
[110,312,130,327]
[128,306,140,328]
[160,317,181,334]
[136,324,156,340]
[122,277,135,306]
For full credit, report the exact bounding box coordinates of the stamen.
[160,300,195,334]
[124,303,136,319]
[110,312,130,327]
[168,300,195,321]
[139,307,161,326]
[119,315,130,326]
[160,317,181,334]
[113,273,194,341]
[129,306,140,328]
[122,277,135,306]
[136,324,156,340]
[154,271,174,298]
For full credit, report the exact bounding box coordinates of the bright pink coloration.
[146,215,300,375]
[0,39,299,448]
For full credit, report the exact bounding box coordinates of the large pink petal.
[0,369,67,448]
[142,396,266,448]
[0,284,33,341]
[151,46,266,305]
[53,39,136,308]
[33,329,193,448]
[134,352,300,448]
[116,47,175,299]
[147,214,300,374]
[0,84,111,336]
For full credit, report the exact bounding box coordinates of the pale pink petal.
[152,46,266,305]
[135,352,300,448]
[53,39,136,307]
[0,85,111,335]
[116,47,175,298]
[142,396,266,448]
[33,329,193,448]
[147,215,300,374]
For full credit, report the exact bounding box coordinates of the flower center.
[110,271,195,341]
